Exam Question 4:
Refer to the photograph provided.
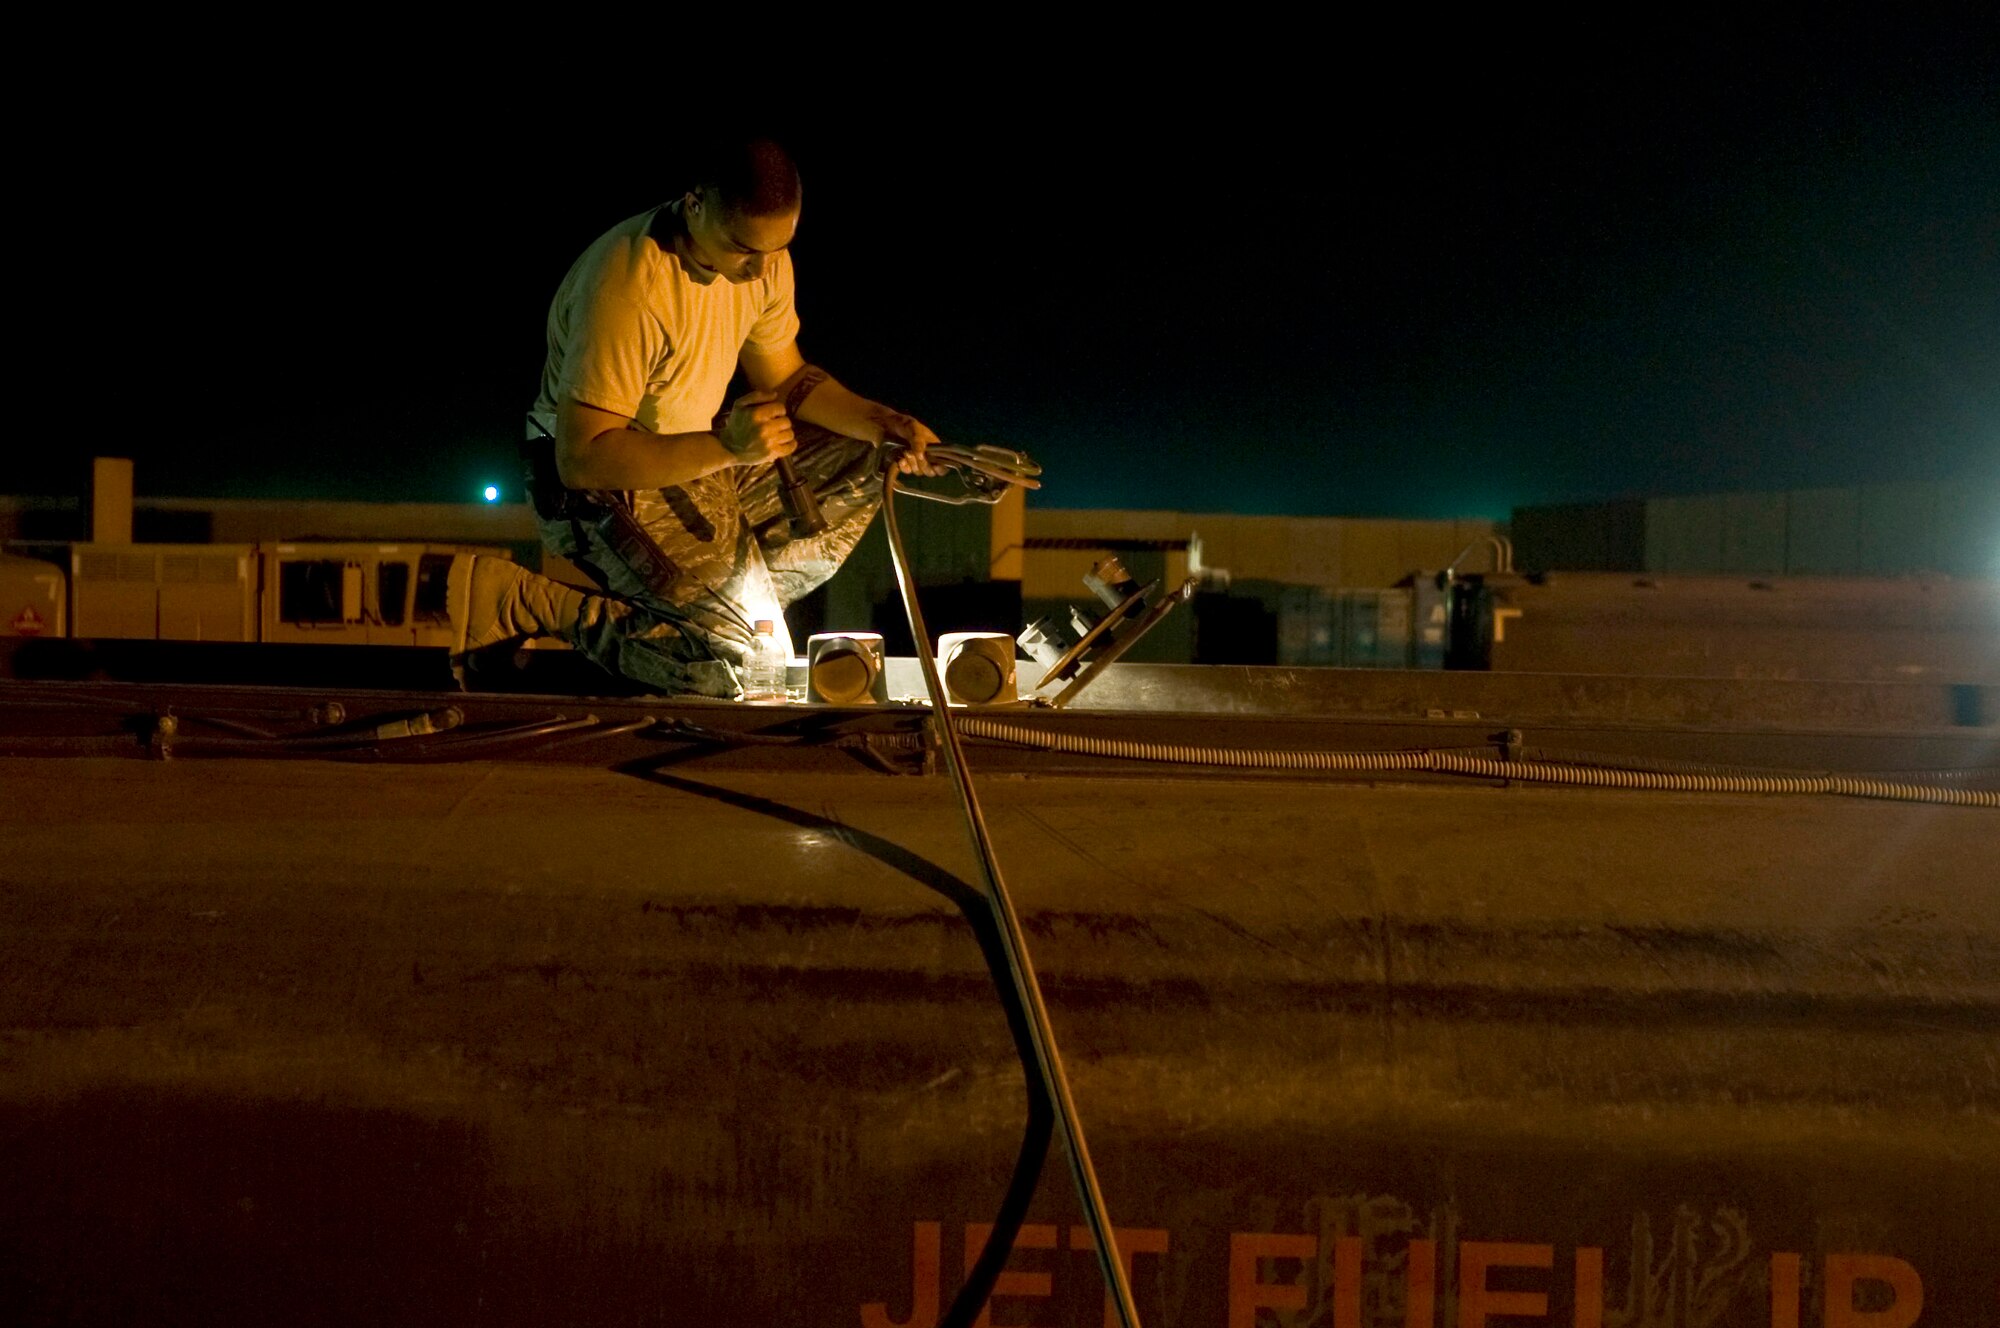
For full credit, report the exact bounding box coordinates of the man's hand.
[719,390,797,462]
[878,411,946,476]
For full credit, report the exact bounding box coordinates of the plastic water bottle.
[742,619,787,702]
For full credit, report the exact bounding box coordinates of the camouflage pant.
[534,420,884,693]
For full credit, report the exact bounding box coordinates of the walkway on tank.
[1,660,1995,1323]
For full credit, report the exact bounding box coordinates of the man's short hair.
[693,137,801,219]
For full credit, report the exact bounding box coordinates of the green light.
[483,485,500,503]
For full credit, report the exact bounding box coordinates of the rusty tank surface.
[0,657,1995,1327]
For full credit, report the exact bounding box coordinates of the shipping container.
[70,543,257,642]
[1274,586,1429,669]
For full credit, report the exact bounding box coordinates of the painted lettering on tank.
[857,1210,1931,1327]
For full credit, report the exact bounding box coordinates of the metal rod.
[880,469,1144,1328]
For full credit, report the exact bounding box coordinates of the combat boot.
[446,554,603,655]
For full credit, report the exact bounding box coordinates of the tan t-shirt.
[529,204,800,441]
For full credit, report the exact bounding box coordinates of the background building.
[7,467,1993,676]
[2,475,1502,668]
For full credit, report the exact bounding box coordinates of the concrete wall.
[1508,500,1646,572]
[1516,480,2000,578]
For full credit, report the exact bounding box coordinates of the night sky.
[27,23,1998,520]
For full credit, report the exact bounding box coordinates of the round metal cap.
[810,646,876,704]
[944,646,1005,704]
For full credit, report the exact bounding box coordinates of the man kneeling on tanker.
[449,134,940,697]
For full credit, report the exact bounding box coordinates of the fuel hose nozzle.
[877,441,1043,505]
[774,456,827,537]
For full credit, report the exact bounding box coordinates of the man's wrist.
[713,425,757,461]
[865,408,904,446]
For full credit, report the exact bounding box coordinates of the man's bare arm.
[553,394,795,490]
[740,342,941,473]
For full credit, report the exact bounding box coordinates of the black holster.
[520,434,682,599]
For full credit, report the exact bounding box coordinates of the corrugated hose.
[951,719,1999,808]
